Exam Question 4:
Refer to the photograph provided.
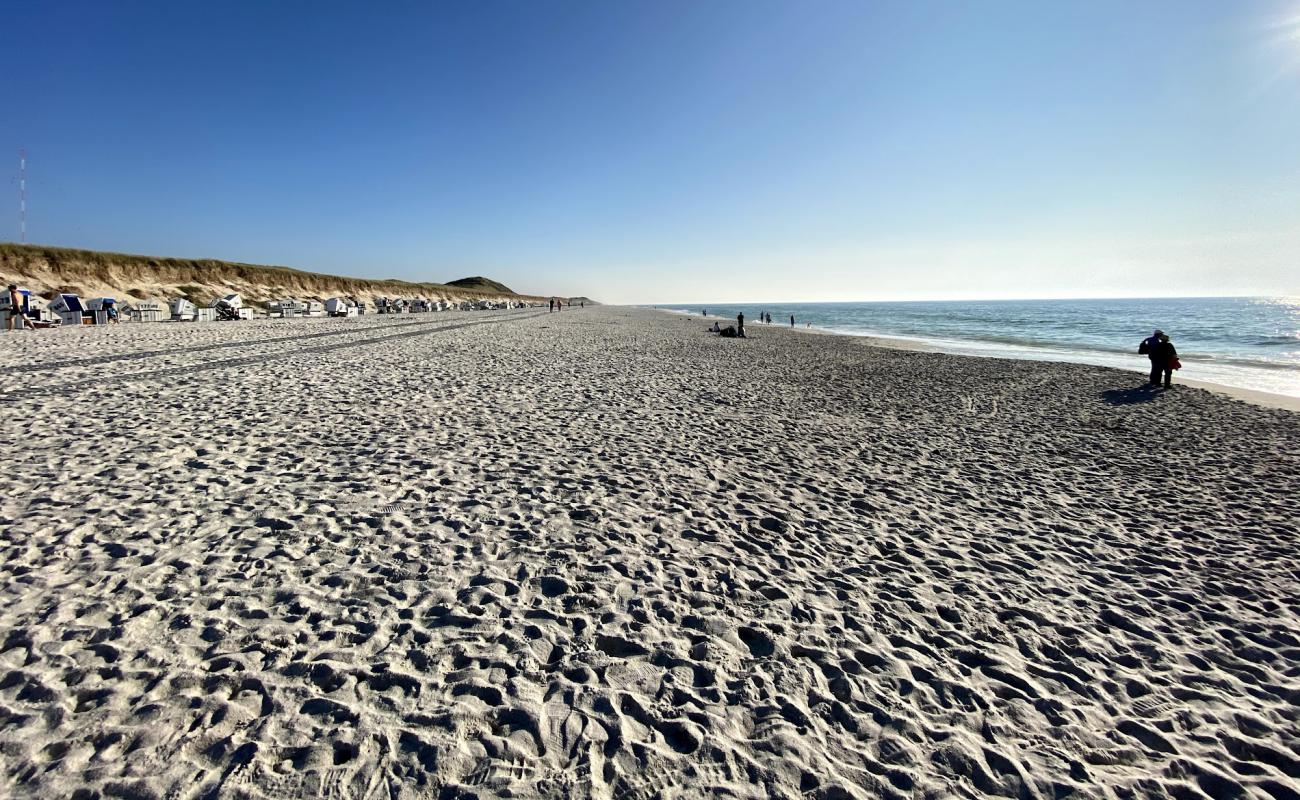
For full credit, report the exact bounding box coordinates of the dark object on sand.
[719,326,738,338]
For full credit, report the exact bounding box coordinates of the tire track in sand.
[6,310,550,397]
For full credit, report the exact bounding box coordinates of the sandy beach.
[1,306,1297,799]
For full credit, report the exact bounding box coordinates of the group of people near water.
[1139,329,1180,389]
[703,309,797,332]
[699,306,1187,390]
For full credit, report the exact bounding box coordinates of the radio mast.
[18,149,26,243]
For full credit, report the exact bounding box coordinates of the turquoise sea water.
[655,297,1300,399]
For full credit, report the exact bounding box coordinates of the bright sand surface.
[1,306,1297,799]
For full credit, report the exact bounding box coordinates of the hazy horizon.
[647,293,1296,306]
[3,1,1299,303]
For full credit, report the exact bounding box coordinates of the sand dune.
[0,307,1297,799]
[0,243,548,310]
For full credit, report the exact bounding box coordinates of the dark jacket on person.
[1150,340,1177,367]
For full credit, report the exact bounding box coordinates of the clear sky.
[2,1,1298,303]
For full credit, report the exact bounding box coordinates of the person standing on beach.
[790,314,795,328]
[549,298,554,313]
[737,312,746,338]
[1151,333,1178,389]
[1140,329,1165,386]
[6,285,34,331]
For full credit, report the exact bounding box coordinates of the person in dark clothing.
[737,312,745,338]
[6,284,34,331]
[1139,329,1168,386]
[790,314,795,327]
[1150,333,1177,388]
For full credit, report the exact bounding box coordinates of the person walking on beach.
[6,285,34,331]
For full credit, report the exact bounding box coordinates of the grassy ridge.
[0,242,551,304]
[447,276,516,294]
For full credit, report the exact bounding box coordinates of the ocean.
[655,297,1300,399]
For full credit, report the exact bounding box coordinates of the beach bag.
[1170,356,1181,370]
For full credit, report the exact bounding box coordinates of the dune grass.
[0,242,548,302]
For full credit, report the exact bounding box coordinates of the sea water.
[655,297,1300,399]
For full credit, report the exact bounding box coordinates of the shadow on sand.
[1101,384,1164,406]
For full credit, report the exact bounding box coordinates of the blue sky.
[2,0,1298,303]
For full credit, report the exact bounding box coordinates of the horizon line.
[638,293,1292,306]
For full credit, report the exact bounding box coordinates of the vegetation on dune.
[0,242,552,304]
[447,276,515,294]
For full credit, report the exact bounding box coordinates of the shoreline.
[651,308,1300,413]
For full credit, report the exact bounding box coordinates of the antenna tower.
[18,149,27,243]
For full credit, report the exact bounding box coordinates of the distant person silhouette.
[1151,333,1178,389]
[737,312,745,338]
[1139,329,1167,386]
[790,314,795,328]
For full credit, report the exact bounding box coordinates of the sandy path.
[1,307,1297,799]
